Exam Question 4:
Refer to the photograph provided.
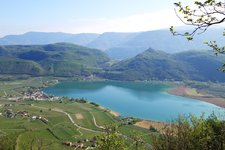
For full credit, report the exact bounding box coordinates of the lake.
[43,81,224,122]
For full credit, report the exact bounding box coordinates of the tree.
[96,125,127,150]
[151,114,225,150]
[130,132,145,150]
[170,0,225,71]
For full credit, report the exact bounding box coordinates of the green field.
[0,99,153,150]
[0,76,59,97]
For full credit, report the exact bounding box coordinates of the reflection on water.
[44,81,225,122]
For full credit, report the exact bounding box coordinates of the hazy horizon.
[0,27,175,38]
[1,0,196,37]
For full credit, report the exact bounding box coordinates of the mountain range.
[0,43,224,82]
[0,32,99,46]
[1,28,225,59]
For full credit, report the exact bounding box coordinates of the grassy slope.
[0,100,109,149]
[0,99,152,149]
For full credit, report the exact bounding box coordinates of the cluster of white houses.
[31,115,49,124]
[7,91,60,101]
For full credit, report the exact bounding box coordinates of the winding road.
[32,105,105,134]
[89,111,105,130]
[52,108,104,133]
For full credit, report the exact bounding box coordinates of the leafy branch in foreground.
[171,0,225,38]
[170,0,225,71]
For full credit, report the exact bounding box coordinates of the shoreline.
[168,86,225,108]
[134,120,169,132]
[2,78,225,132]
[98,106,121,117]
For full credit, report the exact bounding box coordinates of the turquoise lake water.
[43,81,224,122]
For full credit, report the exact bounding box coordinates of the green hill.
[174,51,225,81]
[0,43,110,77]
[101,49,225,82]
[0,43,224,82]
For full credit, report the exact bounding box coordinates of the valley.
[0,36,225,149]
[1,0,225,149]
[0,76,224,149]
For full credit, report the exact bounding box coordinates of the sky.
[0,0,193,37]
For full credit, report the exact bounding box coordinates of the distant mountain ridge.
[0,28,225,60]
[0,32,99,46]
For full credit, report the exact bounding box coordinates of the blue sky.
[0,0,192,37]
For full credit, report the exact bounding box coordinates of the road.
[32,105,105,134]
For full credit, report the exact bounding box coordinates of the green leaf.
[186,37,193,41]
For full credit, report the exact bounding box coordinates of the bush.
[149,125,158,132]
[97,125,127,150]
[151,114,225,150]
[90,102,99,107]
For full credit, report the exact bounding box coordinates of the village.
[0,104,49,124]
[5,90,60,101]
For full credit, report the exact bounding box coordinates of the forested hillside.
[101,49,225,82]
[0,43,110,76]
[0,43,224,82]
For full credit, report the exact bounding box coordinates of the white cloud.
[66,9,184,33]
[0,9,184,37]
